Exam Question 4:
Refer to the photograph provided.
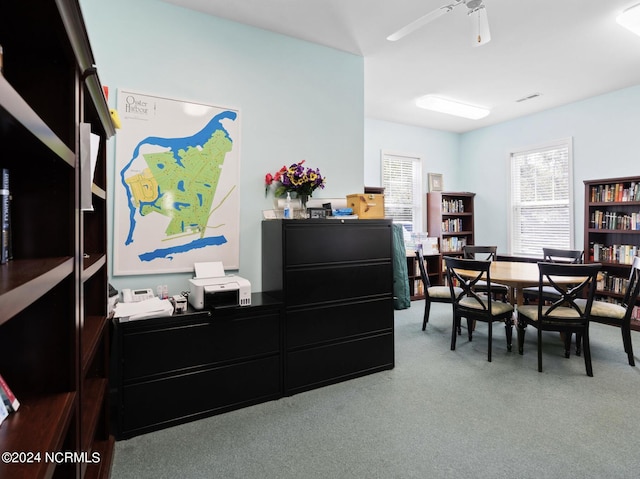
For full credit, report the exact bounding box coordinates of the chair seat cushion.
[518,304,585,321]
[428,286,463,299]
[575,298,626,320]
[459,297,513,315]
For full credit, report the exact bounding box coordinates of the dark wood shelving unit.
[583,176,640,332]
[0,1,116,477]
[427,192,475,256]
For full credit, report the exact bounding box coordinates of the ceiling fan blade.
[387,6,453,42]
[470,5,491,46]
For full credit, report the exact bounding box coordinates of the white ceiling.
[161,0,640,133]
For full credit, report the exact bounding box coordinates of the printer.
[188,262,251,310]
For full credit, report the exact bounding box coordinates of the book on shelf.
[1,167,9,264]
[0,373,20,412]
[0,395,8,425]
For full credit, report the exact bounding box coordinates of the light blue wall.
[365,85,640,256]
[364,119,460,190]
[80,0,364,294]
[459,85,640,254]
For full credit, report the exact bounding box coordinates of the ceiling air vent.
[516,93,542,103]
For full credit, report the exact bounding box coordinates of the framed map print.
[113,90,241,275]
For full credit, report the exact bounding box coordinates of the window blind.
[510,140,572,256]
[382,152,422,232]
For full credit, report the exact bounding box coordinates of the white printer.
[188,262,251,310]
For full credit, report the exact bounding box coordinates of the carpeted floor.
[111,301,640,478]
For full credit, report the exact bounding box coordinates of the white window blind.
[381,151,422,232]
[509,139,573,256]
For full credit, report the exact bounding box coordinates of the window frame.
[380,150,423,233]
[507,137,574,257]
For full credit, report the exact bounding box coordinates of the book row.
[590,210,640,230]
[597,271,630,296]
[1,167,10,264]
[590,243,639,264]
[441,199,466,213]
[441,218,465,233]
[590,182,640,203]
[440,236,468,253]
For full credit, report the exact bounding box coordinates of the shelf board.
[0,391,75,479]
[83,436,115,479]
[588,201,640,207]
[587,229,639,234]
[80,377,108,452]
[91,183,107,200]
[82,253,106,282]
[0,257,74,326]
[82,315,108,377]
[0,76,75,167]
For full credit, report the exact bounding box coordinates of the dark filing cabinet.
[262,219,395,396]
[112,293,282,439]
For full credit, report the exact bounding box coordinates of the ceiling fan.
[387,0,491,46]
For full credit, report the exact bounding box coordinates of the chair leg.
[504,318,513,352]
[563,332,572,359]
[487,321,492,362]
[582,327,593,377]
[575,332,582,357]
[451,316,459,350]
[622,326,635,367]
[517,321,526,355]
[537,328,543,372]
[422,301,431,331]
[467,318,473,341]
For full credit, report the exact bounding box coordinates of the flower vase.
[298,194,309,219]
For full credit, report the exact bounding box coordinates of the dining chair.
[444,256,514,362]
[522,248,584,304]
[462,245,509,302]
[575,256,640,366]
[416,248,463,331]
[516,262,601,376]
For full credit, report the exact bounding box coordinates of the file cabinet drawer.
[122,311,280,381]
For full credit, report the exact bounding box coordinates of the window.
[509,138,573,256]
[381,151,422,232]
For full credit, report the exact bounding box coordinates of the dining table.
[452,260,597,307]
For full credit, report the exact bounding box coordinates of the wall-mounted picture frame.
[428,173,443,192]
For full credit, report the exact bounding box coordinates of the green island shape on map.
[125,128,232,239]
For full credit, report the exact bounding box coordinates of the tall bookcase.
[584,176,640,331]
[0,1,116,478]
[427,192,475,256]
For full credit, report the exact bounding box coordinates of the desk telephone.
[122,288,155,303]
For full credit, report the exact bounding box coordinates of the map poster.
[113,90,240,275]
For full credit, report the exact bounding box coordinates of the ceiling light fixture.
[416,94,490,120]
[617,3,640,36]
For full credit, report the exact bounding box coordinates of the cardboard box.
[346,194,385,219]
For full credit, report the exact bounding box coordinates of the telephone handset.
[122,288,155,303]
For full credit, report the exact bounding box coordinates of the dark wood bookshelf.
[584,176,640,331]
[427,191,475,256]
[0,1,116,477]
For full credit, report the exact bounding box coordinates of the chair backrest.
[535,262,601,324]
[463,245,497,261]
[445,256,493,313]
[415,247,431,289]
[542,247,584,264]
[621,256,640,318]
